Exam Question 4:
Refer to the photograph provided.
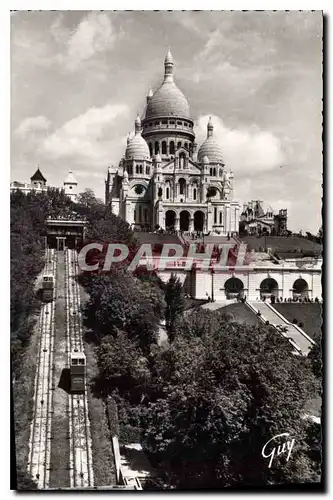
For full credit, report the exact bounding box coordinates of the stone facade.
[105,50,240,235]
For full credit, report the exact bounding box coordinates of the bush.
[119,424,141,445]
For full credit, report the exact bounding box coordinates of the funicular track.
[27,248,57,489]
[65,248,94,488]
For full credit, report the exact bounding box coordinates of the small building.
[240,201,288,236]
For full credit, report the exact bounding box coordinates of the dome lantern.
[164,47,174,82]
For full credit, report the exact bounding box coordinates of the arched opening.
[162,141,167,154]
[194,211,205,231]
[154,142,159,155]
[177,141,182,149]
[179,178,186,195]
[293,279,309,299]
[210,168,213,176]
[224,277,244,299]
[165,210,176,231]
[260,278,279,299]
[219,212,222,224]
[193,186,197,201]
[214,207,217,223]
[179,153,186,169]
[149,143,153,156]
[213,168,217,176]
[180,210,190,231]
[169,141,175,155]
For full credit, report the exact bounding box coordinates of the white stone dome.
[198,117,224,164]
[125,115,150,160]
[145,50,191,120]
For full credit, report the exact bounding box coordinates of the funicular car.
[70,351,86,392]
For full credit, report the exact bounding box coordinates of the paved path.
[247,301,315,356]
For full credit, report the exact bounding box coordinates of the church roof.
[64,170,77,184]
[198,118,224,164]
[145,50,191,120]
[125,115,150,160]
[30,167,46,182]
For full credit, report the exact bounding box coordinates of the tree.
[96,331,150,401]
[141,309,319,488]
[164,274,185,342]
[83,271,163,353]
[308,343,322,380]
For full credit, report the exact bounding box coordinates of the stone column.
[225,204,231,235]
[175,217,180,231]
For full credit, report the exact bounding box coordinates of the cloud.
[195,115,284,175]
[15,115,51,138]
[54,12,121,72]
[40,104,129,166]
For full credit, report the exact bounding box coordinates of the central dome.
[145,50,191,120]
[198,117,224,164]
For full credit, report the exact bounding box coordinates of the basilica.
[105,49,240,235]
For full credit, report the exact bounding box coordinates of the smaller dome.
[64,170,77,184]
[198,118,224,164]
[125,116,150,160]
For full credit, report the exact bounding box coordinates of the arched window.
[179,178,186,195]
[193,188,197,201]
[214,207,217,223]
[177,141,181,149]
[162,141,167,154]
[210,168,212,176]
[213,168,217,176]
[184,142,188,149]
[149,143,153,156]
[166,187,170,199]
[219,212,222,224]
[154,142,159,155]
[139,165,143,174]
[146,166,150,175]
[136,165,139,174]
[169,141,175,155]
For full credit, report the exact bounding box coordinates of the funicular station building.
[45,214,86,250]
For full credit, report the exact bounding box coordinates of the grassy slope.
[218,302,260,326]
[273,303,322,343]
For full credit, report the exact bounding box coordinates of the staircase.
[247,301,315,356]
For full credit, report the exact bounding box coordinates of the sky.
[10,10,323,233]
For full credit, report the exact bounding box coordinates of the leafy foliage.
[10,189,74,376]
[140,310,319,488]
